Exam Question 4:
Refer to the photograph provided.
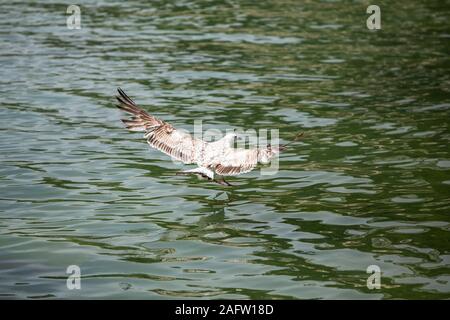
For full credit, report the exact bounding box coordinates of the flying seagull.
[116,88,302,186]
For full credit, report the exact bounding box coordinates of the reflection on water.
[0,1,449,299]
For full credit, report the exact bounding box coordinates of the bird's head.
[223,129,242,145]
[268,144,286,154]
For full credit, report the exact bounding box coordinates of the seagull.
[116,88,302,186]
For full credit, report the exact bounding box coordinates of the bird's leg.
[218,176,233,186]
[176,167,214,181]
[211,179,230,186]
[176,168,232,186]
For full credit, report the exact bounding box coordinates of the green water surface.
[0,0,449,299]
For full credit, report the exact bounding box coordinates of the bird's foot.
[176,171,233,186]
[176,171,213,181]
[214,178,233,187]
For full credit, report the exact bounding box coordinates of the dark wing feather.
[116,88,164,131]
[116,88,198,164]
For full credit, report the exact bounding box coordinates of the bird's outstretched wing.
[214,142,288,176]
[214,148,259,176]
[116,88,199,164]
